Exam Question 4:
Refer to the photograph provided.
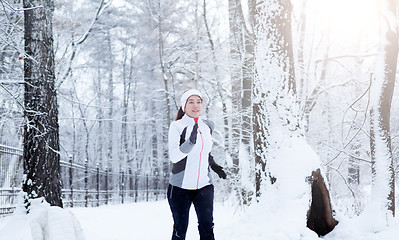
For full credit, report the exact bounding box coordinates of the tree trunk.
[297,0,307,102]
[157,0,171,126]
[151,103,159,175]
[253,0,338,235]
[203,0,230,153]
[106,30,115,191]
[253,0,299,197]
[242,0,256,203]
[22,0,62,208]
[95,66,105,168]
[157,0,172,177]
[243,0,256,147]
[369,0,397,217]
[120,47,131,172]
[228,0,243,183]
[229,0,255,205]
[348,143,360,185]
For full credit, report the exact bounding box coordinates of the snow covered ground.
[1,136,398,240]
[1,198,398,240]
[0,135,397,240]
[69,200,236,240]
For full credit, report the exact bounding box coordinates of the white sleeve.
[168,122,188,163]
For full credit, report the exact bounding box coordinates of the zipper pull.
[194,117,199,131]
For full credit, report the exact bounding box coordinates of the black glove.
[189,123,198,144]
[209,154,227,179]
[211,164,227,179]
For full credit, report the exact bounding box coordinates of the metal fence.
[0,144,23,215]
[0,144,168,215]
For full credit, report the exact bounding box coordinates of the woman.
[167,89,226,240]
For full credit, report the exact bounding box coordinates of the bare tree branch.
[1,0,42,12]
[56,0,112,89]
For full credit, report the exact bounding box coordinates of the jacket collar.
[182,114,201,125]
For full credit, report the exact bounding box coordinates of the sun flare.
[321,0,379,42]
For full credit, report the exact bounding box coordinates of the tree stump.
[306,169,338,236]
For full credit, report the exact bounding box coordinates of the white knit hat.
[180,89,202,112]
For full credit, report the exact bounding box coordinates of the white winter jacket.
[168,114,214,190]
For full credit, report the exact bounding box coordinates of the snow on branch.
[0,81,24,110]
[73,0,112,45]
[0,0,43,12]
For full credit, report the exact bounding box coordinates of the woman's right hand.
[189,123,198,144]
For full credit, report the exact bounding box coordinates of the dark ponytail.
[176,107,185,120]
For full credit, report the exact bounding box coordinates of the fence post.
[129,167,133,201]
[85,159,88,208]
[155,171,159,201]
[96,163,100,207]
[164,172,168,199]
[146,173,149,202]
[69,155,73,208]
[134,170,138,202]
[105,166,109,205]
[121,169,125,204]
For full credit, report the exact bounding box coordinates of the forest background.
[1,0,398,220]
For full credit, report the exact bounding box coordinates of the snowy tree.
[22,0,62,207]
[253,0,338,235]
[253,0,298,196]
[228,0,256,205]
[368,0,397,217]
[297,0,382,216]
[0,0,24,145]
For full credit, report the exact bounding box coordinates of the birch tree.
[22,0,62,207]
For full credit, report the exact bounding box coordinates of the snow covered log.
[0,197,85,240]
[306,169,338,236]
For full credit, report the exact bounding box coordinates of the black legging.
[167,184,215,240]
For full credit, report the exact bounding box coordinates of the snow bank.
[255,136,321,240]
[0,197,85,240]
[3,198,398,240]
[323,210,399,240]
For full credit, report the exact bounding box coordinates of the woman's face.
[184,95,202,119]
